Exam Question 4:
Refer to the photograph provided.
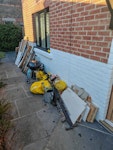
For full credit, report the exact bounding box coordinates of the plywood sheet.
[107,86,113,122]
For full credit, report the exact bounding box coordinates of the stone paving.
[0,52,113,150]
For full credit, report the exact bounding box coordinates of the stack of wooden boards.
[15,39,35,73]
[61,85,98,126]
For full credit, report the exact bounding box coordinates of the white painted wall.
[34,47,113,121]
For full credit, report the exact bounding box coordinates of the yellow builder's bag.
[54,80,67,92]
[36,71,48,80]
[30,80,52,94]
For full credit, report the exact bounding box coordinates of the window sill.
[34,48,53,60]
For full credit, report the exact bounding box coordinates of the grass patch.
[0,52,5,59]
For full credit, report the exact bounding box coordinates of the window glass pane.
[34,8,50,51]
[35,15,39,45]
[40,12,46,48]
[46,12,50,49]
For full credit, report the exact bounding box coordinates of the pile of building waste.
[15,39,99,130]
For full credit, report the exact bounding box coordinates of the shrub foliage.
[0,24,22,52]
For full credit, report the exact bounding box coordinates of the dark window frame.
[34,8,50,51]
[106,0,113,30]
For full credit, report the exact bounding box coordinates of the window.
[34,8,50,51]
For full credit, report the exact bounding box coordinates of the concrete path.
[0,52,113,150]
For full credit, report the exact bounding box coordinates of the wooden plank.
[18,45,32,68]
[100,120,113,132]
[21,46,35,73]
[107,86,113,122]
[61,88,87,125]
[22,50,35,73]
[86,103,98,123]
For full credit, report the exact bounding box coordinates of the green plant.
[0,99,12,150]
[0,24,22,52]
[0,82,7,89]
[0,119,12,150]
[0,99,11,119]
[0,52,5,59]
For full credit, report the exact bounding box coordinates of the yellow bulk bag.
[54,80,67,92]
[36,71,48,80]
[36,71,45,80]
[30,80,51,94]
[42,74,48,80]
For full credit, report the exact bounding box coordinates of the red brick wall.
[22,0,113,63]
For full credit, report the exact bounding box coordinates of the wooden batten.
[86,103,98,123]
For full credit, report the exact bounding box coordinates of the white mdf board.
[15,40,23,65]
[15,51,23,66]
[15,40,27,66]
[61,88,87,124]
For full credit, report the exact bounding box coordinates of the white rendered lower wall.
[34,48,113,120]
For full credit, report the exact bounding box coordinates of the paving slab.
[10,101,20,119]
[15,96,44,117]
[0,71,7,79]
[1,52,16,63]
[3,76,26,85]
[11,113,48,150]
[45,121,113,150]
[37,105,60,135]
[5,86,27,102]
[0,63,15,70]
[23,138,48,150]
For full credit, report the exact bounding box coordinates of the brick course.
[22,0,113,63]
